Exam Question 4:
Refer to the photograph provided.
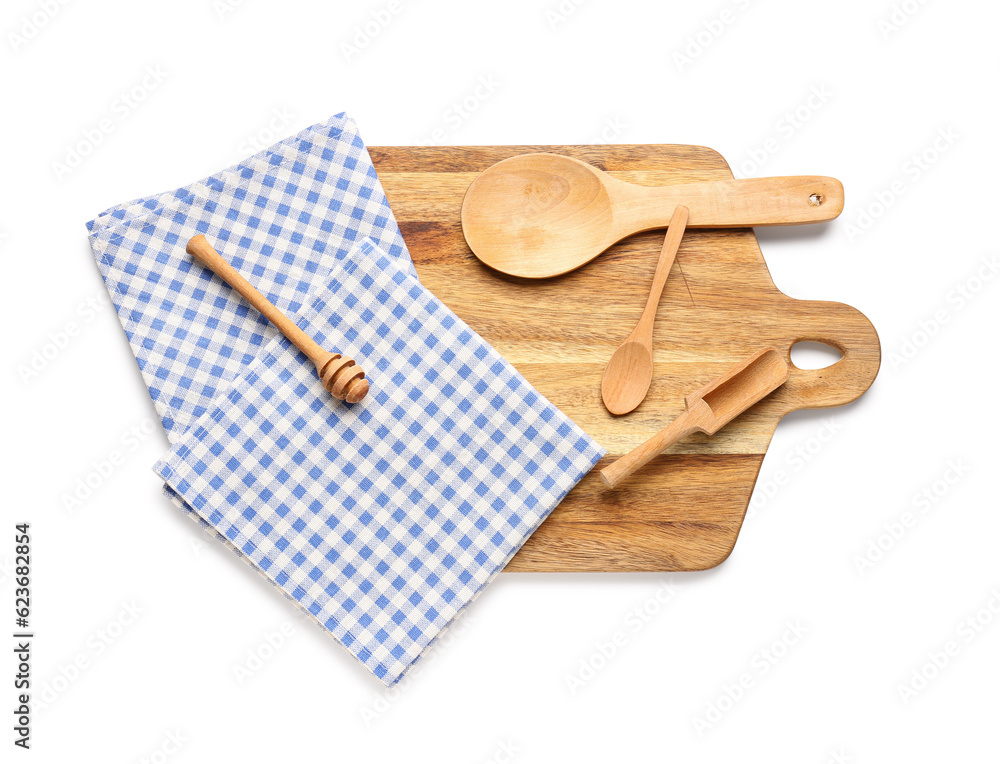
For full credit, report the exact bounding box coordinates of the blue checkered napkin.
[154,239,605,685]
[87,112,410,443]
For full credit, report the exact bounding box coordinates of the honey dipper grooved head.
[319,355,369,403]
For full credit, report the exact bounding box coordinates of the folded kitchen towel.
[87,112,410,442]
[154,239,605,684]
[88,112,604,684]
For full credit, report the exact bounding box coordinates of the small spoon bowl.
[601,341,654,415]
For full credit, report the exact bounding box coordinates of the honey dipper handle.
[186,235,325,367]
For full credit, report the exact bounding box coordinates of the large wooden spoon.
[461,153,844,278]
[602,205,689,415]
[600,348,790,488]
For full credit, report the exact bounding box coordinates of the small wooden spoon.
[600,348,789,488]
[461,152,844,278]
[186,235,369,404]
[602,205,689,415]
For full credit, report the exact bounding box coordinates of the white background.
[3,0,998,761]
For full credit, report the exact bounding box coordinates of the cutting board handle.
[777,300,881,412]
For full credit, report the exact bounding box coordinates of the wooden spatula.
[461,152,843,278]
[186,235,370,404]
[600,348,789,488]
[601,205,689,415]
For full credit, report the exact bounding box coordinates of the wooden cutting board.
[368,145,880,572]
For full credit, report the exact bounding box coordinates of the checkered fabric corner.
[87,112,410,443]
[154,239,605,685]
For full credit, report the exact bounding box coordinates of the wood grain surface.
[368,144,881,572]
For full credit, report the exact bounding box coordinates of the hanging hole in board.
[790,341,843,370]
[808,193,824,206]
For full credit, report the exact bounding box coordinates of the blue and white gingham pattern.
[154,239,605,685]
[87,113,411,442]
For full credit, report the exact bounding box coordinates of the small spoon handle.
[186,235,326,367]
[634,205,689,338]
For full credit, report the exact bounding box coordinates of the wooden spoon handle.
[186,235,326,367]
[635,205,689,335]
[600,408,704,489]
[617,175,844,230]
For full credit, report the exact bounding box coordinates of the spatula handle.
[600,408,704,489]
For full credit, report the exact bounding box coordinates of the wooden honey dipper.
[186,235,369,404]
